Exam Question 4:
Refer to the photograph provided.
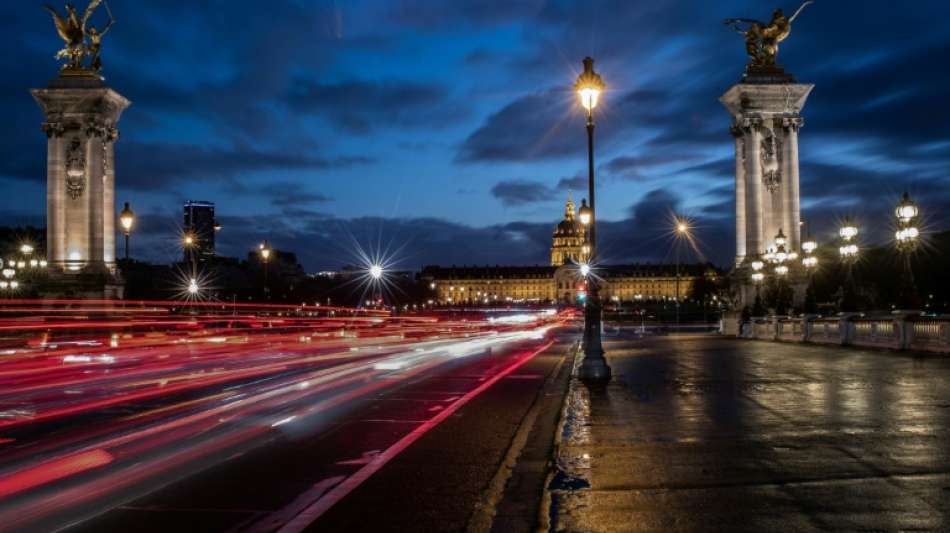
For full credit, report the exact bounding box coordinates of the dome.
[555,218,583,237]
[553,195,583,237]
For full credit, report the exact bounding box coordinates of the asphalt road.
[0,308,572,532]
[552,335,950,532]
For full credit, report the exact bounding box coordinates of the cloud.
[456,90,579,163]
[287,79,465,134]
[115,142,373,191]
[491,180,556,206]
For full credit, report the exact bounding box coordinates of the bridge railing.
[738,313,950,354]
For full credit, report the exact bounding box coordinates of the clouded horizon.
[2,1,948,271]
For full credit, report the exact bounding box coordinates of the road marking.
[273,340,554,533]
[244,476,345,533]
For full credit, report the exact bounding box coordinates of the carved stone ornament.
[760,132,782,194]
[42,121,66,138]
[64,136,86,200]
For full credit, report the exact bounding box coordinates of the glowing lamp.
[839,220,858,241]
[579,263,591,278]
[895,192,918,223]
[802,240,817,254]
[574,57,605,111]
[369,264,383,280]
[578,199,592,226]
[774,229,787,247]
[119,202,135,233]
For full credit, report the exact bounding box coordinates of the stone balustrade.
[737,314,950,354]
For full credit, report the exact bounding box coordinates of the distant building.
[183,201,216,262]
[421,264,713,305]
[551,196,586,266]
[420,196,715,305]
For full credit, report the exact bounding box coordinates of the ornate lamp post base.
[578,299,611,382]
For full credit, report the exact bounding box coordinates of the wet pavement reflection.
[551,336,950,532]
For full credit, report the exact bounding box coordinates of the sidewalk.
[543,336,950,532]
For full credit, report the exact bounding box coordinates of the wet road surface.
[552,335,950,532]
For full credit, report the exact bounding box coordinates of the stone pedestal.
[31,76,129,298]
[721,71,813,266]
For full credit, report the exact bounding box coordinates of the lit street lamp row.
[747,192,923,309]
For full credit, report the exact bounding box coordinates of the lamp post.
[674,218,689,328]
[119,202,135,261]
[838,218,860,312]
[259,241,271,300]
[578,199,592,263]
[894,192,921,309]
[183,232,198,274]
[574,56,610,382]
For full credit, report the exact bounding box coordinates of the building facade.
[183,201,216,262]
[421,198,714,305]
[421,263,711,305]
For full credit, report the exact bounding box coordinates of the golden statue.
[43,0,115,75]
[725,1,813,69]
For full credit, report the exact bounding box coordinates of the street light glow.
[895,192,919,223]
[578,199,592,226]
[802,239,817,254]
[119,202,135,233]
[369,264,384,280]
[574,57,605,112]
[839,220,858,241]
[187,278,199,295]
[20,244,34,255]
[579,263,591,278]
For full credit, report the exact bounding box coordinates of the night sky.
[1,1,948,271]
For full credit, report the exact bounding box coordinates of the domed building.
[550,196,587,266]
[420,195,717,306]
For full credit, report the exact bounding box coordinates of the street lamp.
[578,199,592,226]
[259,241,271,300]
[838,218,860,311]
[574,56,610,382]
[895,192,921,309]
[579,262,591,278]
[369,264,384,280]
[119,202,135,260]
[672,217,691,329]
[20,244,34,256]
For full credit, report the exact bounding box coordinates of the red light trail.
[0,300,568,532]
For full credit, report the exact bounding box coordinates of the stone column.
[32,77,130,295]
[783,117,803,250]
[731,123,746,264]
[744,118,765,256]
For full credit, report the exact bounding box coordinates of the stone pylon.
[721,73,813,266]
[32,76,130,298]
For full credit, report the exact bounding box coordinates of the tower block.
[721,79,813,265]
[32,77,130,297]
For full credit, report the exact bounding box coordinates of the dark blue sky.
[2,1,948,271]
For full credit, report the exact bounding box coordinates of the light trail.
[0,300,567,532]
